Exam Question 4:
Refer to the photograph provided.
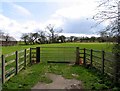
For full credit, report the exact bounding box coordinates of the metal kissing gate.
[30,47,79,64]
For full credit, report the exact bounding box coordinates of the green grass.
[1,42,113,55]
[3,64,52,89]
[2,63,114,90]
[1,42,117,90]
[40,47,76,63]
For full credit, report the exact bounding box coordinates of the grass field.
[1,42,113,55]
[1,42,117,90]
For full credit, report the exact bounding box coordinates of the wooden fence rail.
[79,48,120,85]
[1,48,30,84]
[1,47,119,85]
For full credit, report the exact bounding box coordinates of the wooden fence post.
[83,48,86,66]
[102,50,105,74]
[30,48,32,65]
[2,55,5,84]
[24,49,26,68]
[75,47,79,65]
[36,47,40,63]
[114,53,120,85]
[15,51,18,74]
[90,49,93,66]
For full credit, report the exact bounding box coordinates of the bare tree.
[21,33,29,45]
[31,32,40,44]
[46,24,63,43]
[4,33,10,42]
[93,0,119,41]
[0,30,4,41]
[70,36,75,42]
[38,31,46,44]
[46,24,55,43]
[21,31,47,44]
[93,0,118,25]
[93,0,120,85]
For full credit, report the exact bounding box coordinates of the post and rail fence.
[1,48,30,84]
[0,47,119,85]
[77,48,120,85]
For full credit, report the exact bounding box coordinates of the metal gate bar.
[40,47,76,63]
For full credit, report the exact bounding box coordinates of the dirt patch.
[32,73,82,90]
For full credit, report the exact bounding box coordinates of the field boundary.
[1,46,119,85]
[78,48,119,84]
[1,48,30,84]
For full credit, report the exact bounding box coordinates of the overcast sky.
[0,0,106,40]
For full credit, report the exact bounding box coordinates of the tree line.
[20,25,116,45]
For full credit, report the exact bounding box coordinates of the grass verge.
[2,63,116,90]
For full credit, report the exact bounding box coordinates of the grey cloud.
[62,18,104,35]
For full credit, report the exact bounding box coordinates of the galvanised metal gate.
[40,47,76,63]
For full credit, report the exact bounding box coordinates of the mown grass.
[1,42,113,55]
